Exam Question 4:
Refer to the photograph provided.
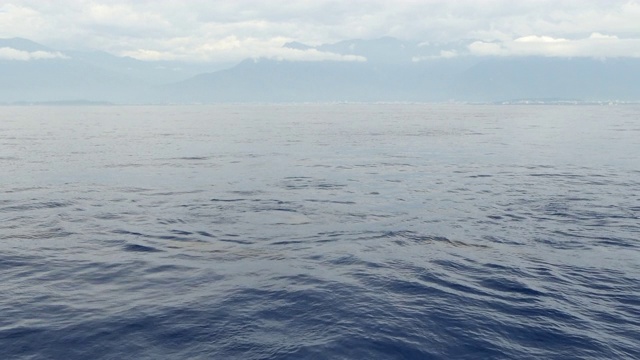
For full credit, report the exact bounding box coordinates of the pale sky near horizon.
[1,0,639,62]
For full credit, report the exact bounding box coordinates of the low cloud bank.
[0,47,68,60]
[469,33,640,58]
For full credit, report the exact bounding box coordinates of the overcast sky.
[1,0,639,62]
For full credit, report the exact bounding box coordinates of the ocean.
[1,104,639,359]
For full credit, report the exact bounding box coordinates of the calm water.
[1,104,639,359]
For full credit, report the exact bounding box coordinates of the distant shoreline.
[1,100,639,106]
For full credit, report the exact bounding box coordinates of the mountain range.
[2,37,639,104]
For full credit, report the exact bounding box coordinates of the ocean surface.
[1,104,639,359]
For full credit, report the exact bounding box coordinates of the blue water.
[1,104,639,359]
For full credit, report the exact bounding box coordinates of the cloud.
[468,42,505,56]
[469,33,640,58]
[412,49,459,62]
[262,48,366,62]
[1,1,640,61]
[80,3,173,37]
[0,47,68,60]
[121,36,366,62]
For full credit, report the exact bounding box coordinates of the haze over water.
[1,104,639,359]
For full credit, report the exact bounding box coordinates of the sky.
[1,0,640,62]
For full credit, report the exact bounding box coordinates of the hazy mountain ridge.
[0,38,231,103]
[2,37,640,104]
[167,57,475,102]
[170,53,640,103]
[0,38,54,52]
[459,57,640,102]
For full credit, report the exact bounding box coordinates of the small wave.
[123,244,163,252]
[0,201,73,213]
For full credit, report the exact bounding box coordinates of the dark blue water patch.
[176,156,210,160]
[280,177,347,190]
[73,261,149,285]
[259,207,298,213]
[154,234,195,241]
[305,199,357,205]
[94,212,124,220]
[0,255,36,271]
[123,244,163,253]
[112,228,197,243]
[486,322,610,359]
[195,230,215,238]
[218,238,253,245]
[318,336,439,359]
[0,200,74,213]
[479,278,545,297]
[112,229,146,237]
[533,236,586,250]
[210,198,246,202]
[594,238,637,248]
[371,230,472,248]
[269,239,306,246]
[157,217,187,225]
[1,319,167,359]
[610,293,640,309]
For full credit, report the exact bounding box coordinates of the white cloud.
[468,42,504,56]
[121,36,366,62]
[264,48,366,62]
[1,1,639,61]
[0,47,68,60]
[80,3,173,37]
[469,33,640,58]
[412,49,458,62]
